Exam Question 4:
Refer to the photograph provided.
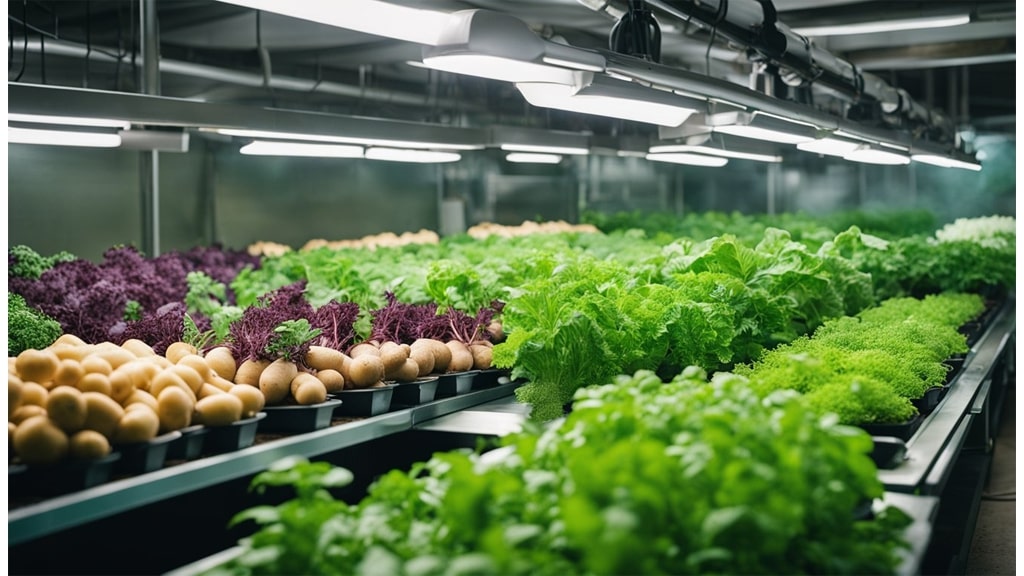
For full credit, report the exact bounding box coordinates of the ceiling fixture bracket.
[609,0,661,62]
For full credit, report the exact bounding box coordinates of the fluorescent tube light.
[505,152,562,164]
[500,143,589,155]
[911,154,983,171]
[215,0,452,46]
[646,152,728,167]
[517,75,698,127]
[9,127,121,148]
[8,113,131,129]
[214,128,481,150]
[422,9,603,83]
[647,144,781,163]
[844,146,910,165]
[365,148,461,163]
[792,15,970,37]
[797,137,863,157]
[239,141,363,158]
[715,125,813,145]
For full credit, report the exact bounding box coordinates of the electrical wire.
[14,0,28,81]
[83,0,91,88]
[981,491,1015,502]
[39,32,45,83]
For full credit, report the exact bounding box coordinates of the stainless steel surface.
[8,384,520,546]
[922,416,972,495]
[415,396,530,435]
[881,492,940,576]
[878,298,1016,493]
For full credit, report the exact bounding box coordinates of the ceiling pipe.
[580,0,957,143]
[12,36,471,110]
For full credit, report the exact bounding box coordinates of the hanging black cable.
[609,0,661,63]
[114,2,123,89]
[39,32,45,83]
[83,0,91,88]
[14,0,28,81]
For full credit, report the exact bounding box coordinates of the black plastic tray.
[910,386,946,416]
[870,436,909,470]
[258,399,342,433]
[332,384,396,417]
[471,369,508,390]
[203,413,267,454]
[166,425,209,461]
[859,414,924,441]
[10,453,122,498]
[435,370,479,398]
[389,377,439,408]
[112,431,182,475]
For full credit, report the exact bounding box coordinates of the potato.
[194,394,243,426]
[156,386,194,432]
[470,344,493,370]
[347,355,384,389]
[413,339,450,374]
[121,338,157,358]
[204,347,237,381]
[9,421,17,454]
[305,345,347,373]
[82,392,126,439]
[53,359,85,389]
[409,346,435,377]
[94,347,136,370]
[290,373,327,405]
[13,415,69,465]
[81,355,113,376]
[315,369,345,393]
[108,367,137,404]
[177,354,213,384]
[168,364,204,395]
[113,406,160,443]
[9,376,24,417]
[349,342,380,358]
[10,405,48,425]
[229,385,265,418]
[46,386,87,433]
[16,348,60,384]
[123,389,159,412]
[207,375,236,393]
[69,429,111,460]
[391,358,421,383]
[445,341,474,373]
[164,341,198,364]
[50,343,93,362]
[19,382,49,407]
[198,383,226,399]
[235,359,270,386]
[379,342,409,376]
[144,355,174,370]
[79,371,115,395]
[259,359,298,405]
[486,321,505,343]
[53,333,87,347]
[149,369,196,402]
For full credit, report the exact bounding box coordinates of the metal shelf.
[878,297,1016,494]
[8,383,520,546]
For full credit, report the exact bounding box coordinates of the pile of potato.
[8,336,264,466]
[467,220,600,239]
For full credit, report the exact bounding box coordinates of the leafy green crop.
[9,292,63,356]
[215,369,911,576]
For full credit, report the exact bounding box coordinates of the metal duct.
[11,37,467,110]
[582,0,956,142]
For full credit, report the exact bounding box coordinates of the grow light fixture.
[8,113,131,129]
[645,152,728,167]
[422,10,605,84]
[792,14,970,37]
[500,143,589,155]
[516,72,699,127]
[911,154,983,171]
[239,140,364,158]
[492,125,591,155]
[8,127,122,148]
[214,128,481,151]
[709,111,816,145]
[365,147,461,163]
[215,0,452,46]
[647,144,781,163]
[843,145,910,165]
[796,136,863,157]
[505,152,563,164]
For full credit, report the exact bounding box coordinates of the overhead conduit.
[579,0,957,143]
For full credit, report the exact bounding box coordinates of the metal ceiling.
[7,0,1017,136]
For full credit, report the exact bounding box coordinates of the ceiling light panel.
[215,0,452,45]
[214,128,481,150]
[8,113,131,129]
[792,14,971,37]
[365,147,461,163]
[505,153,562,164]
[647,144,781,163]
[517,74,699,127]
[9,127,122,148]
[239,141,363,158]
[646,152,728,167]
[844,146,910,165]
